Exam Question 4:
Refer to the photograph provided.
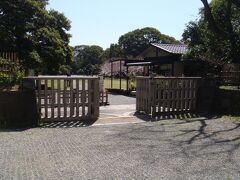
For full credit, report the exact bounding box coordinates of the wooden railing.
[136,77,201,117]
[0,52,19,80]
[220,71,240,86]
[0,52,19,62]
[24,76,100,122]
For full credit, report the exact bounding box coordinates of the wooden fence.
[220,71,240,86]
[99,76,108,105]
[136,77,201,117]
[24,76,100,122]
[0,52,19,62]
[0,52,19,80]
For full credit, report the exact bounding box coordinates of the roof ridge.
[151,43,187,46]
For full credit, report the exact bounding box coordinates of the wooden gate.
[136,77,201,117]
[24,76,99,122]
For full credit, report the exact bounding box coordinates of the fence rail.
[136,77,201,116]
[24,76,100,122]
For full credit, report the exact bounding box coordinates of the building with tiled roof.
[125,43,188,76]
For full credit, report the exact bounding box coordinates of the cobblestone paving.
[0,117,240,180]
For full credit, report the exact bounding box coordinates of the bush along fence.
[136,76,201,117]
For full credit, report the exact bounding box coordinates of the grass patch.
[219,85,240,91]
[104,78,136,90]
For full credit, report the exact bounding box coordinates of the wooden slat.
[82,79,86,117]
[57,79,61,119]
[88,80,93,118]
[63,80,67,118]
[76,79,80,117]
[70,79,74,116]
[37,79,41,116]
[94,78,100,118]
[51,80,55,118]
[44,79,48,119]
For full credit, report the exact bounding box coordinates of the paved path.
[97,93,144,125]
[1,116,240,180]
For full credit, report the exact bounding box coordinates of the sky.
[47,0,204,49]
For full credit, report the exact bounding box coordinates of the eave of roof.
[125,62,152,66]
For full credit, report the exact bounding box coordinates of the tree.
[0,0,73,74]
[183,0,240,72]
[118,27,179,57]
[73,45,104,75]
[201,0,240,63]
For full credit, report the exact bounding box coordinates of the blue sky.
[47,0,204,49]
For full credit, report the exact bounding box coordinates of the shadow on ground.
[40,118,97,128]
[134,111,223,122]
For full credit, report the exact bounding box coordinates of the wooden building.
[105,43,188,91]
[125,43,188,76]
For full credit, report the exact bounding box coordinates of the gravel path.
[0,116,240,180]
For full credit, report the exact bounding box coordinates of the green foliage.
[109,44,123,58]
[183,0,240,75]
[0,0,73,74]
[58,65,72,75]
[119,27,179,57]
[73,45,104,75]
[0,68,24,88]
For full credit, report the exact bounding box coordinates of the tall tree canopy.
[118,27,179,57]
[183,0,240,69]
[73,45,104,75]
[0,0,73,74]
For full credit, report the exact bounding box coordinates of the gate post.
[150,78,156,117]
[87,78,100,119]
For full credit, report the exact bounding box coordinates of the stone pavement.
[97,93,145,125]
[1,116,240,180]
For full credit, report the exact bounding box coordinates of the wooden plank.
[192,80,197,110]
[63,79,67,118]
[44,79,48,119]
[189,80,193,110]
[37,79,41,117]
[82,79,86,117]
[171,79,175,112]
[88,79,93,118]
[151,79,156,116]
[70,79,74,117]
[76,79,80,117]
[51,80,55,118]
[136,78,140,111]
[167,79,171,112]
[94,78,100,118]
[57,79,61,118]
[180,80,184,111]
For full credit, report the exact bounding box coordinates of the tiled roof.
[151,43,188,54]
